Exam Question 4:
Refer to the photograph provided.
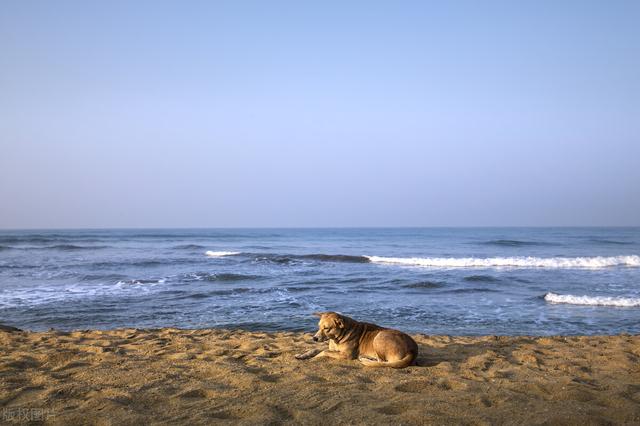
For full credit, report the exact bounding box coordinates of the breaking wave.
[204,251,640,269]
[544,292,640,307]
[205,251,369,264]
[366,255,640,269]
[116,279,167,285]
[182,272,263,282]
[205,251,241,257]
[298,254,370,263]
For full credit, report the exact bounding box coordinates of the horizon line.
[1,225,639,231]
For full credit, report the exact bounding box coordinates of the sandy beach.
[1,327,639,425]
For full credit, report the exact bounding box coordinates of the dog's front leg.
[314,350,352,360]
[295,349,351,360]
[295,348,323,360]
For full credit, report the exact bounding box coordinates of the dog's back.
[347,317,418,368]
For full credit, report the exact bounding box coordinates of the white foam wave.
[115,279,166,285]
[0,279,164,308]
[205,251,241,257]
[544,292,640,307]
[365,255,640,269]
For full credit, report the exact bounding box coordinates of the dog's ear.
[335,317,344,329]
[313,312,326,317]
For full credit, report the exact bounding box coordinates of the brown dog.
[295,312,418,368]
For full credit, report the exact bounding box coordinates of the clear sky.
[1,1,638,228]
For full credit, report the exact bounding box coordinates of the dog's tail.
[358,352,416,369]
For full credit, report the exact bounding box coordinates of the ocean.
[0,228,639,335]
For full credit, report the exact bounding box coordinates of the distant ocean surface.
[1,228,639,335]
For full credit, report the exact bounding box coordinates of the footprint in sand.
[395,380,430,393]
[176,388,218,399]
[50,361,92,372]
[2,385,46,406]
[258,374,280,383]
[434,378,469,391]
[479,396,492,407]
[301,374,327,383]
[374,404,404,415]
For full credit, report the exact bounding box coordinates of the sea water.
[1,228,639,335]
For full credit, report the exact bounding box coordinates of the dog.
[295,312,418,368]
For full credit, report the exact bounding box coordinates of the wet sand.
[1,327,639,425]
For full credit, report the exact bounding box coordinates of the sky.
[1,1,639,228]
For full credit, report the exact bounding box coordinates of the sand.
[1,327,639,425]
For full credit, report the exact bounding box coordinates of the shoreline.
[1,327,639,424]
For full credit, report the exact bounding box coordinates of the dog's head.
[312,311,346,342]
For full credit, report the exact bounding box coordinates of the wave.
[589,239,633,246]
[116,279,167,285]
[250,253,370,265]
[173,244,206,250]
[46,244,110,251]
[298,254,370,263]
[338,277,368,283]
[481,239,546,247]
[0,236,104,244]
[464,275,501,282]
[91,260,167,268]
[443,288,499,294]
[0,236,59,244]
[0,278,164,308]
[202,251,640,268]
[205,251,370,264]
[80,273,129,282]
[182,272,263,282]
[0,244,109,251]
[0,263,39,270]
[402,281,445,289]
[366,255,640,269]
[205,251,241,257]
[544,292,640,307]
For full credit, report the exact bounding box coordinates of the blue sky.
[1,1,638,227]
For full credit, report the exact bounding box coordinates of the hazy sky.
[1,1,639,228]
